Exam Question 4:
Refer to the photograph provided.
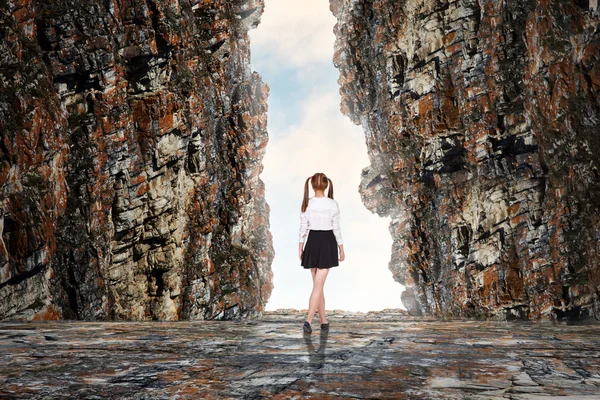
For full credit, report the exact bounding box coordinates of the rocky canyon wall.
[331,0,600,319]
[0,0,273,320]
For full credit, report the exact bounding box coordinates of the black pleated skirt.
[301,230,339,269]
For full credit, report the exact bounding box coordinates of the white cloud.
[250,0,337,68]
[249,0,405,312]
[261,88,404,312]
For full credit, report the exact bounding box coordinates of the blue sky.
[249,0,405,312]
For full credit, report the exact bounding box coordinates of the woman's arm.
[299,211,308,243]
[332,202,343,245]
[332,201,345,261]
[299,211,308,260]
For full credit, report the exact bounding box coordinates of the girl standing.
[298,173,345,333]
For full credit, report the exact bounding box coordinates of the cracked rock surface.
[330,0,600,320]
[0,311,599,399]
[0,0,273,320]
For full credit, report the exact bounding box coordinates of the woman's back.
[300,196,343,245]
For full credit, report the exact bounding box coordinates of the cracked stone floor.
[0,310,599,399]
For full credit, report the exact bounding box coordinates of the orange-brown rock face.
[331,0,600,320]
[0,0,273,320]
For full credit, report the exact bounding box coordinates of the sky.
[249,0,405,312]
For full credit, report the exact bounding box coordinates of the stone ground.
[0,310,599,399]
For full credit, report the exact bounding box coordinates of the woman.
[298,173,345,333]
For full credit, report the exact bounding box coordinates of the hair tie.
[308,176,313,179]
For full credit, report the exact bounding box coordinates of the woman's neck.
[314,191,325,198]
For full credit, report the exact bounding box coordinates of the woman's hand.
[298,242,304,261]
[338,245,345,261]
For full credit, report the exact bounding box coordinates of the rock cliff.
[0,0,273,320]
[331,0,600,319]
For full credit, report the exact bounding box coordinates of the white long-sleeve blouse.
[299,197,343,245]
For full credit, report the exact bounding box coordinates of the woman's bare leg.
[308,268,318,323]
[318,291,327,324]
[306,268,329,324]
[310,268,328,324]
